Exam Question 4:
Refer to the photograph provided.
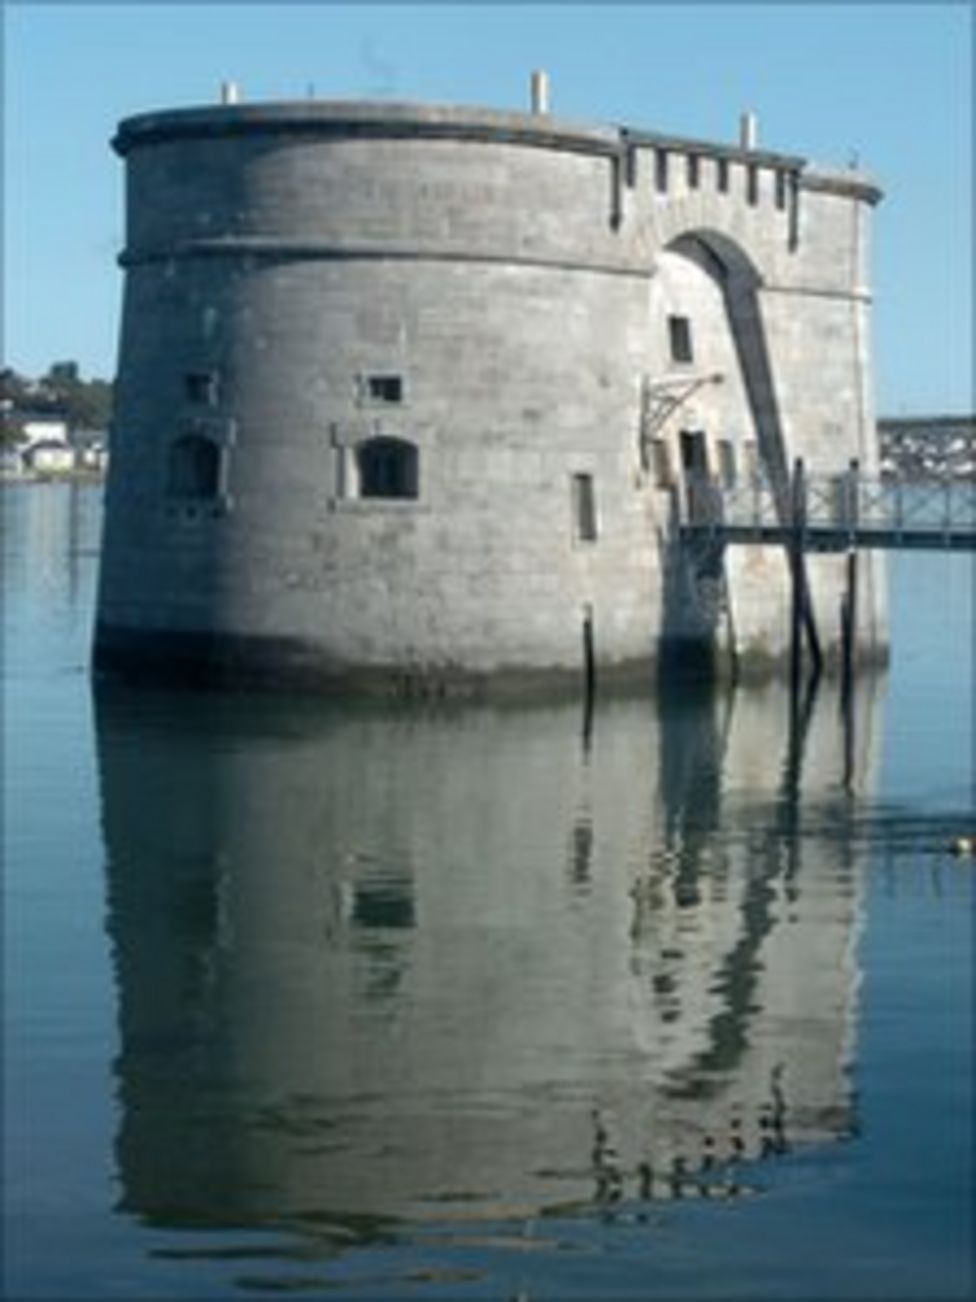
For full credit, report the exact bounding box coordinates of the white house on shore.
[20,414,70,445]
[22,438,77,475]
[2,411,109,479]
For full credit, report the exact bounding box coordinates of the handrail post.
[848,458,860,545]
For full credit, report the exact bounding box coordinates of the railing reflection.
[95,677,880,1242]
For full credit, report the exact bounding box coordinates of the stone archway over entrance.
[661,229,790,511]
[653,226,822,673]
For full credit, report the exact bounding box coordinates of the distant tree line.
[1,362,113,443]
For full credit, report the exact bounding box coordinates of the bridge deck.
[678,472,976,553]
[683,523,976,552]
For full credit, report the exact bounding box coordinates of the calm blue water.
[3,483,973,1300]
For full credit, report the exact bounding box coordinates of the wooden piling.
[789,458,806,704]
[582,603,596,705]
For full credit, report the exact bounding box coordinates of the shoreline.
[1,470,106,486]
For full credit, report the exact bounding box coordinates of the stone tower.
[94,92,885,694]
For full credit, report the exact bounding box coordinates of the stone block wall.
[96,100,886,692]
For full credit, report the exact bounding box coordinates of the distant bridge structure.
[878,415,974,482]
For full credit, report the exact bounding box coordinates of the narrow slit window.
[668,315,694,365]
[775,169,788,210]
[788,173,801,251]
[686,154,700,189]
[572,473,598,543]
[716,158,730,193]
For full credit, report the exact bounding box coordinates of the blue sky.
[4,2,973,414]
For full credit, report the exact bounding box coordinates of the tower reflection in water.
[96,679,879,1238]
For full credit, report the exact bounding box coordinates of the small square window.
[366,374,403,404]
[668,316,694,365]
[184,371,219,406]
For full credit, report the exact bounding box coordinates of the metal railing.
[680,467,976,551]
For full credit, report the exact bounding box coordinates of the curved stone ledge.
[118,236,652,279]
[113,100,622,158]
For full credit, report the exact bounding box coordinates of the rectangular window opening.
[366,374,404,404]
[668,315,694,365]
[572,473,598,543]
[775,169,788,211]
[184,370,219,406]
[687,154,700,189]
[716,158,730,193]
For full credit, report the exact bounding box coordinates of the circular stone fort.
[94,82,886,694]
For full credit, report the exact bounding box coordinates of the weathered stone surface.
[96,99,887,692]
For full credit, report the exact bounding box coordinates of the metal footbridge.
[679,465,976,553]
[675,458,974,729]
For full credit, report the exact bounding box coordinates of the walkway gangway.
[675,458,975,729]
[679,465,976,553]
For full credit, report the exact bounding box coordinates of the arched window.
[357,437,418,500]
[167,435,221,500]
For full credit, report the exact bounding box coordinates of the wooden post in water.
[582,602,596,707]
[840,460,860,704]
[840,459,859,789]
[789,457,806,706]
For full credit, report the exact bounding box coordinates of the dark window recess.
[775,169,788,210]
[572,473,598,542]
[357,436,419,499]
[366,374,404,404]
[184,371,219,406]
[680,430,708,476]
[687,154,700,189]
[747,164,759,206]
[352,880,415,929]
[716,158,730,193]
[668,315,694,364]
[680,429,710,522]
[655,150,669,193]
[167,435,221,500]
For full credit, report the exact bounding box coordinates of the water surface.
[3,484,973,1299]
